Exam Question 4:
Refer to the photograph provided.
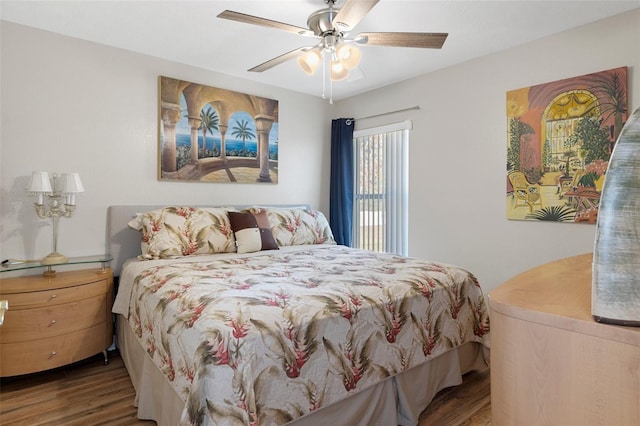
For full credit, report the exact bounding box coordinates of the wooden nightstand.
[0,267,114,377]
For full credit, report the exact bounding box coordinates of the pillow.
[127,213,145,231]
[128,206,236,258]
[244,207,336,246]
[228,211,279,254]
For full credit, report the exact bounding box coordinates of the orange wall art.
[506,67,628,223]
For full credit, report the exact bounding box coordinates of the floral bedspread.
[115,245,489,426]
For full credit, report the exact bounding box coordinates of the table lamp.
[26,171,84,265]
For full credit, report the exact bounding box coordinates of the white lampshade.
[60,173,85,194]
[330,60,349,81]
[61,173,84,205]
[297,50,321,75]
[336,44,361,70]
[26,171,53,194]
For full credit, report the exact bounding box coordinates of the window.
[353,120,410,256]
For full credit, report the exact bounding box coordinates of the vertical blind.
[353,121,410,256]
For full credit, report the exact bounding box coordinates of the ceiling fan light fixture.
[330,60,349,81]
[219,0,449,100]
[297,49,321,75]
[336,44,361,70]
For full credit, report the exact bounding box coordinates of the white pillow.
[234,228,263,254]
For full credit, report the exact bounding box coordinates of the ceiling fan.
[217,0,448,80]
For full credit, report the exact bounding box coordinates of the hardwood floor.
[0,352,153,426]
[0,351,491,425]
[418,369,492,426]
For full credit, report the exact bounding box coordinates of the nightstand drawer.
[0,295,108,343]
[0,323,110,377]
[0,280,106,309]
[0,268,113,377]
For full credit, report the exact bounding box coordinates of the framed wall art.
[506,66,628,223]
[159,76,279,183]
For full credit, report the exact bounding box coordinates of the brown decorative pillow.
[228,211,279,254]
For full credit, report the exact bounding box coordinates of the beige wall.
[1,10,639,293]
[332,10,640,293]
[0,22,331,263]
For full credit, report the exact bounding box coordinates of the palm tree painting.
[159,76,279,184]
[230,118,256,157]
[506,67,628,224]
[199,106,219,158]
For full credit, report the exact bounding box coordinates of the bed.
[108,205,490,426]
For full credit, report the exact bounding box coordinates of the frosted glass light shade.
[297,50,321,75]
[336,44,361,70]
[330,60,349,81]
[26,171,53,193]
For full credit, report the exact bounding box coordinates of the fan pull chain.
[322,51,327,100]
[330,78,334,104]
[320,50,333,103]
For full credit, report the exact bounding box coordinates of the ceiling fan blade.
[356,32,448,49]
[248,47,311,72]
[217,10,313,36]
[332,0,380,31]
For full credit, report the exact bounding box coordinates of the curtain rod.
[355,106,420,121]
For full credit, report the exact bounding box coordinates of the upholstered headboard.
[106,204,311,276]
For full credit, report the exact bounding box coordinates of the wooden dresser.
[489,253,640,425]
[0,268,113,377]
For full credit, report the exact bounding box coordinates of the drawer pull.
[49,351,57,358]
[50,294,57,300]
[0,300,7,326]
[50,320,57,325]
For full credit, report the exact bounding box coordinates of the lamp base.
[40,252,69,265]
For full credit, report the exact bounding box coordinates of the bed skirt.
[116,315,488,426]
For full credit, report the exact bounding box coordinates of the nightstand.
[0,264,114,377]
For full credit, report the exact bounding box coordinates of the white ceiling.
[2,0,639,101]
